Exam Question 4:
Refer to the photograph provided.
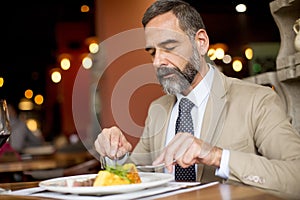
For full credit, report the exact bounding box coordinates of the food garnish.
[93,163,141,186]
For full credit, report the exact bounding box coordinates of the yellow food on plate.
[93,163,141,186]
[93,171,130,186]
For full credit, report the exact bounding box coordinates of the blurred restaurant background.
[0,0,299,149]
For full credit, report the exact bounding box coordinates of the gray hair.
[142,0,206,38]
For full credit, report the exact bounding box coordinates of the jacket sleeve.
[128,98,170,171]
[227,89,300,199]
[128,114,153,166]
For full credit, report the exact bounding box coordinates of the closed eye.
[164,46,176,51]
[160,39,178,52]
[145,39,179,57]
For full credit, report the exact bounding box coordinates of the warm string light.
[26,119,38,132]
[232,59,243,72]
[51,69,62,83]
[81,5,90,13]
[245,48,253,60]
[82,56,93,69]
[208,43,254,73]
[0,77,4,87]
[49,37,98,83]
[235,4,247,12]
[222,55,232,64]
[34,94,44,105]
[24,89,33,99]
[60,58,71,70]
[89,43,99,54]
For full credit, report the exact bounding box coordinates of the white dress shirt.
[165,65,229,179]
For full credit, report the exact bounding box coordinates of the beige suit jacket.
[130,68,300,199]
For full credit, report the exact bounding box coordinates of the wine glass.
[0,99,11,148]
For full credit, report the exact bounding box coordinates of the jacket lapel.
[200,69,228,146]
[197,69,228,181]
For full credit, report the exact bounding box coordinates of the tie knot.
[179,98,194,113]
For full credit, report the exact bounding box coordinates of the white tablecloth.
[5,181,219,200]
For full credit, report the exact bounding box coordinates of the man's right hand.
[94,126,132,159]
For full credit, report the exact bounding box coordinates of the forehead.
[146,12,180,30]
[144,12,189,46]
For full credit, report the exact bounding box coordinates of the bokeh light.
[82,56,93,69]
[26,119,38,132]
[51,70,62,83]
[232,60,243,72]
[0,77,4,87]
[215,48,225,60]
[208,48,216,60]
[222,54,232,64]
[24,89,33,99]
[81,5,90,13]
[60,58,71,70]
[245,48,253,60]
[34,94,44,105]
[89,43,99,54]
[18,98,34,111]
[236,4,247,12]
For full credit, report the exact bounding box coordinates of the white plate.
[39,172,174,195]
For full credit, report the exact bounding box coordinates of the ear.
[194,29,209,56]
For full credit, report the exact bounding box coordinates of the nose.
[153,49,167,69]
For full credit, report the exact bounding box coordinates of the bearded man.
[95,1,300,199]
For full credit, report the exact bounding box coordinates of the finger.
[163,146,177,168]
[109,126,123,158]
[164,132,189,163]
[174,134,195,166]
[165,159,175,173]
[153,150,165,166]
[152,135,182,169]
[186,139,203,163]
[94,132,109,157]
[116,136,132,158]
[119,133,132,151]
[153,151,174,173]
[153,145,176,173]
[94,138,102,155]
[177,149,196,168]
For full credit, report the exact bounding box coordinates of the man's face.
[144,12,200,95]
[156,45,200,95]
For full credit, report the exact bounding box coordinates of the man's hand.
[152,132,222,173]
[94,126,132,159]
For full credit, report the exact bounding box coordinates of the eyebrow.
[145,39,179,52]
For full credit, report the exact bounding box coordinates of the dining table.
[0,143,286,200]
[0,180,284,200]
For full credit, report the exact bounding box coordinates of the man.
[94,0,300,199]
[8,103,44,152]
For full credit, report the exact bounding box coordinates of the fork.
[100,153,130,169]
[136,163,166,169]
[136,160,176,169]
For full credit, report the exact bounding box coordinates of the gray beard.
[156,50,201,95]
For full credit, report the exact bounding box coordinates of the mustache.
[156,67,185,80]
